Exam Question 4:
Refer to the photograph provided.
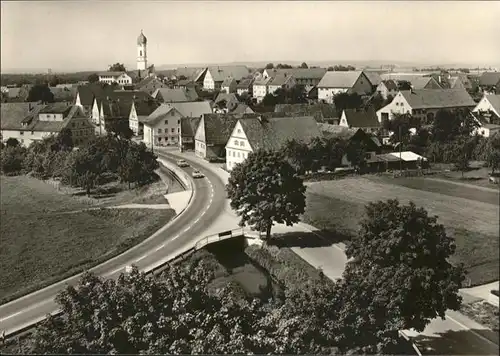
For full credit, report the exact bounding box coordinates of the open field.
[302,177,499,286]
[0,175,175,303]
[429,162,499,189]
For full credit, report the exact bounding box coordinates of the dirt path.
[424,177,499,193]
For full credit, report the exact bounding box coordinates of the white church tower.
[137,30,147,71]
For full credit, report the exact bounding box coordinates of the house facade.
[98,72,133,85]
[376,80,399,99]
[225,121,253,171]
[339,108,380,133]
[252,77,272,103]
[221,77,237,93]
[143,105,182,147]
[194,114,239,160]
[236,78,254,96]
[263,68,327,86]
[317,71,372,103]
[179,117,201,151]
[202,66,250,91]
[473,94,500,121]
[267,75,296,95]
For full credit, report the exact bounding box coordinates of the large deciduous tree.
[334,199,464,353]
[333,92,362,116]
[87,73,99,83]
[108,63,126,72]
[27,84,55,103]
[226,150,306,239]
[486,132,500,174]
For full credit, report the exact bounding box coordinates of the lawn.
[301,177,499,286]
[0,175,176,303]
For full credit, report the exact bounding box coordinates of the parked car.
[192,169,205,179]
[176,159,189,167]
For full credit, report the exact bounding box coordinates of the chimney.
[28,103,32,111]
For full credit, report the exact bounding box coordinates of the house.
[376,80,399,99]
[363,71,383,92]
[169,100,213,119]
[478,72,500,93]
[3,85,32,102]
[230,103,254,115]
[376,89,476,123]
[252,77,272,103]
[225,115,321,171]
[306,86,318,101]
[173,79,196,90]
[274,103,338,123]
[236,78,254,96]
[214,93,240,113]
[472,94,500,126]
[263,68,327,86]
[0,102,94,147]
[202,66,251,91]
[172,67,207,84]
[267,74,296,95]
[317,71,372,103]
[135,76,166,95]
[143,104,184,147]
[339,108,380,132]
[97,72,133,85]
[152,88,198,103]
[448,73,474,91]
[194,114,239,160]
[221,77,237,93]
[179,117,201,151]
[128,98,161,135]
[410,77,442,90]
[75,84,113,115]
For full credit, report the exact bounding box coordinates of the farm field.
[302,176,499,286]
[0,175,175,303]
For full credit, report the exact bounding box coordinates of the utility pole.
[399,125,402,174]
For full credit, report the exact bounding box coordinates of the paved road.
[0,153,227,336]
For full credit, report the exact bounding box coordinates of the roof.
[153,88,198,102]
[169,101,213,118]
[484,94,500,115]
[0,102,43,130]
[400,89,476,109]
[269,74,294,87]
[180,117,201,137]
[98,71,127,77]
[76,84,112,106]
[380,79,398,91]
[380,73,429,82]
[343,108,380,128]
[98,90,156,118]
[238,116,321,151]
[448,77,465,89]
[6,88,21,98]
[174,67,206,81]
[317,124,359,140]
[137,30,147,45]
[253,77,272,86]
[236,78,254,89]
[231,103,254,115]
[207,65,250,82]
[410,77,441,90]
[133,98,161,117]
[388,151,427,162]
[266,68,327,80]
[317,71,363,88]
[143,104,176,125]
[274,103,338,120]
[364,72,382,87]
[202,114,240,145]
[49,86,78,101]
[221,77,236,87]
[215,92,239,105]
[479,72,500,86]
[39,102,74,114]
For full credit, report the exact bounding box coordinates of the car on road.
[176,159,189,167]
[192,169,205,179]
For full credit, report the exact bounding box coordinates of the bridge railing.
[194,228,261,250]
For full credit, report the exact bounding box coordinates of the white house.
[267,74,296,95]
[252,77,272,103]
[376,80,399,99]
[220,77,237,93]
[317,71,372,103]
[263,68,327,86]
[225,115,321,171]
[339,108,380,133]
[194,114,239,160]
[98,72,133,85]
[376,89,476,123]
[236,78,254,96]
[143,104,183,147]
[202,66,250,91]
[472,94,500,120]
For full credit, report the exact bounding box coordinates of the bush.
[0,146,27,175]
[492,289,499,297]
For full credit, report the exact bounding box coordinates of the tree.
[48,76,61,87]
[335,200,465,353]
[300,62,308,69]
[226,150,306,239]
[55,128,73,151]
[333,92,362,116]
[265,63,274,69]
[397,80,412,90]
[486,132,500,174]
[345,139,367,172]
[27,84,55,103]
[276,63,293,69]
[108,63,126,72]
[450,136,474,177]
[368,92,385,111]
[282,139,311,174]
[0,145,27,175]
[5,138,20,148]
[88,73,99,83]
[327,66,334,71]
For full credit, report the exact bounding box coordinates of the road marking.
[193,217,200,224]
[446,313,500,347]
[135,255,147,262]
[106,267,123,276]
[155,244,165,251]
[0,300,51,322]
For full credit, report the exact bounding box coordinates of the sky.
[1,1,500,73]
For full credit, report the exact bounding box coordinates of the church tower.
[137,30,147,71]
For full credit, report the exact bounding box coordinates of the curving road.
[0,153,227,337]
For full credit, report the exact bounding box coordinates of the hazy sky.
[2,1,500,72]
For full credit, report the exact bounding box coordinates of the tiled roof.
[153,88,198,103]
[380,73,429,82]
[317,123,359,139]
[401,89,476,109]
[236,78,254,89]
[364,72,382,87]
[266,68,326,80]
[448,77,465,89]
[231,103,254,114]
[76,84,114,106]
[99,90,156,118]
[133,99,161,117]
[343,108,380,128]
[180,117,201,137]
[238,116,321,151]
[39,102,74,114]
[98,71,127,77]
[202,113,239,145]
[381,80,398,91]
[274,103,338,120]
[215,92,239,105]
[207,65,251,82]
[169,101,213,118]
[174,67,206,81]
[484,94,500,115]
[143,104,175,125]
[317,71,363,88]
[253,77,272,86]
[221,77,236,87]
[0,102,43,130]
[479,72,500,86]
[269,74,294,87]
[410,77,441,90]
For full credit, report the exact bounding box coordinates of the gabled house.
[376,89,476,123]
[472,94,500,126]
[214,93,240,113]
[339,108,380,132]
[98,72,133,85]
[236,78,254,96]
[135,76,166,95]
[194,113,239,160]
[172,67,207,84]
[478,72,500,94]
[410,76,442,90]
[202,66,251,91]
[221,77,237,93]
[179,117,202,151]
[376,80,399,99]
[252,77,272,103]
[1,102,94,147]
[448,73,474,91]
[143,104,184,147]
[128,99,161,135]
[152,87,199,103]
[225,115,321,171]
[267,74,296,95]
[363,71,383,92]
[317,71,372,103]
[173,79,196,90]
[263,68,327,86]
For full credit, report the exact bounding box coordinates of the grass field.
[302,176,499,286]
[0,175,175,303]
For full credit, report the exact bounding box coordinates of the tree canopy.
[300,62,308,69]
[486,132,500,174]
[265,63,274,69]
[226,150,306,238]
[333,92,362,116]
[108,63,126,72]
[88,73,99,83]
[27,84,55,103]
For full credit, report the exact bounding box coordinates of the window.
[31,131,34,135]
[171,111,175,116]
[140,50,143,57]
[158,128,162,133]
[237,152,240,158]
[171,128,175,133]
[19,131,24,135]
[165,120,168,125]
[234,140,239,146]
[233,151,235,157]
[240,141,244,146]
[177,128,180,132]
[178,120,180,124]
